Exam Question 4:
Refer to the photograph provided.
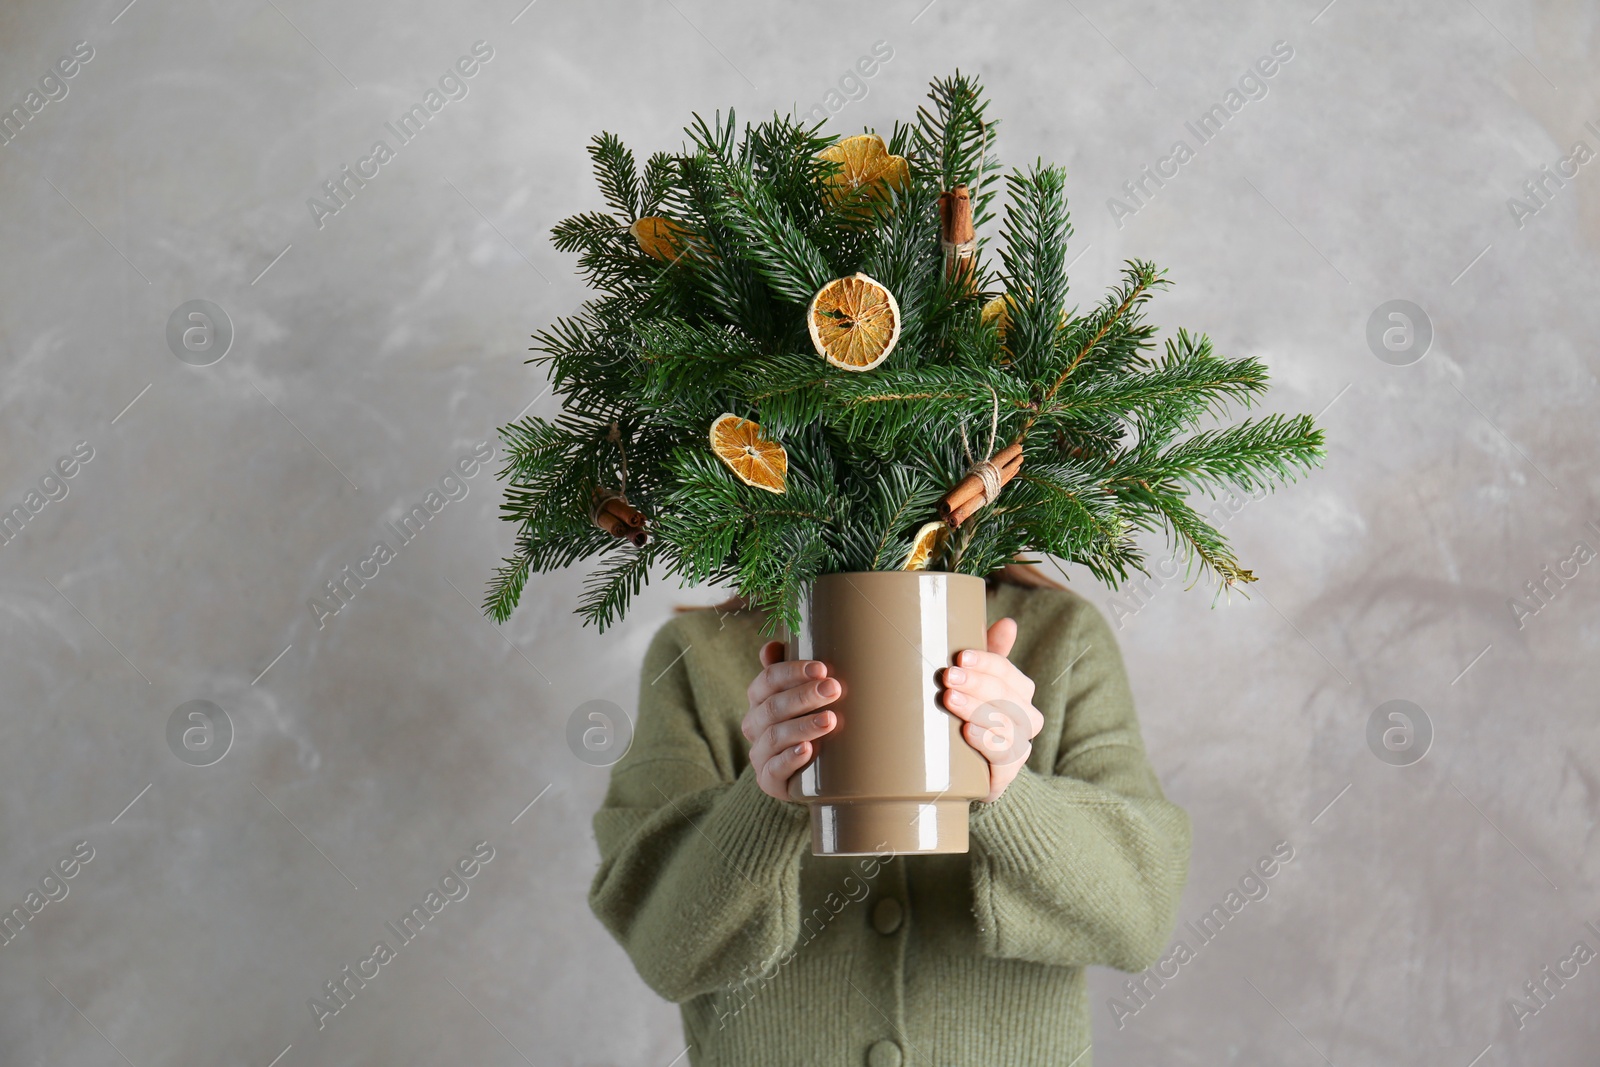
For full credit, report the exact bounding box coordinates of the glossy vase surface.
[784,571,990,856]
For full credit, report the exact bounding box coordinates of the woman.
[588,562,1191,1066]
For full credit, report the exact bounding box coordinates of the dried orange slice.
[709,414,787,494]
[807,273,901,372]
[980,294,1014,333]
[629,217,690,262]
[818,134,909,203]
[903,521,951,570]
[981,293,1066,359]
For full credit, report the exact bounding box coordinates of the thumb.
[987,617,1018,659]
[759,640,787,668]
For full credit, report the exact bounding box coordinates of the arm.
[964,601,1191,972]
[587,620,813,1003]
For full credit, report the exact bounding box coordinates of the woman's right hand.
[742,640,839,802]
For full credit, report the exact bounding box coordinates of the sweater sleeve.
[966,597,1191,973]
[587,618,812,1003]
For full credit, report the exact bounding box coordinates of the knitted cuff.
[967,767,1072,869]
[712,765,812,878]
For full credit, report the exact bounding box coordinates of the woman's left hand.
[941,617,1044,803]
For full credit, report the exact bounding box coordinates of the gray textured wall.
[1,0,1595,1064]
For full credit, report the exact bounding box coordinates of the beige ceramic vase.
[784,571,991,856]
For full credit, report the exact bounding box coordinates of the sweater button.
[865,1038,903,1067]
[870,897,903,935]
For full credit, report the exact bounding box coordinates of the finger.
[965,703,1033,765]
[1029,703,1044,737]
[951,648,1035,699]
[748,657,828,704]
[961,718,1010,764]
[987,617,1018,659]
[944,680,1042,738]
[748,668,825,742]
[765,709,836,753]
[963,719,1031,768]
[742,643,791,740]
[766,676,841,723]
[758,740,814,797]
[746,657,829,711]
[941,671,1023,712]
[956,697,1028,738]
[748,675,825,742]
[749,676,839,741]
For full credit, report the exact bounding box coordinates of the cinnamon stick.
[944,442,1022,509]
[939,185,977,291]
[602,496,645,531]
[591,489,648,545]
[937,442,1024,526]
[946,470,1018,525]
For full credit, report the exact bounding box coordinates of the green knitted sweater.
[588,581,1191,1066]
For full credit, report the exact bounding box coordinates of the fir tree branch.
[484,74,1327,627]
[997,164,1073,374]
[1126,484,1255,588]
[913,72,1001,228]
[1120,413,1325,494]
[578,542,659,631]
[484,550,532,623]
[710,161,835,304]
[1039,262,1162,411]
[587,132,641,220]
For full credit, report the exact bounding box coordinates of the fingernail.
[820,680,839,697]
[947,691,966,707]
[805,662,823,679]
[946,667,965,684]
[814,711,831,727]
[960,651,975,666]
[793,743,807,755]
